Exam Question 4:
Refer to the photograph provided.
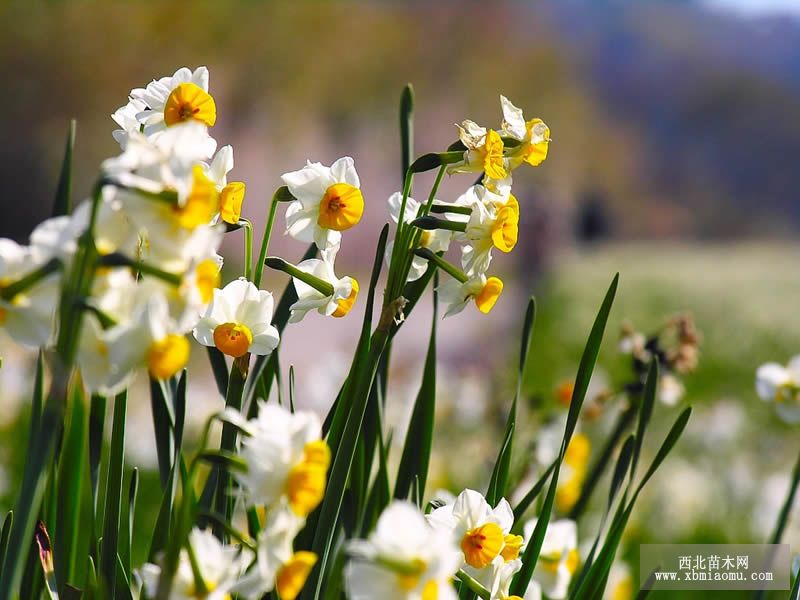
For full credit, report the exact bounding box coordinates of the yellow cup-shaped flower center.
[610,576,633,600]
[395,559,428,591]
[175,166,220,229]
[213,322,253,358]
[481,129,507,181]
[500,534,524,562]
[286,441,330,516]
[540,548,579,575]
[474,277,503,314]
[461,522,504,569]
[276,551,318,600]
[317,183,364,231]
[164,82,217,127]
[332,279,359,318]
[194,259,220,304]
[421,580,438,600]
[147,334,190,380]
[490,197,519,253]
[565,433,591,469]
[220,181,246,224]
[521,119,550,167]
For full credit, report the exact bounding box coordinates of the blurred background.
[1,1,799,597]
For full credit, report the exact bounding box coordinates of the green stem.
[429,203,472,215]
[455,570,491,600]
[0,258,62,301]
[264,257,334,297]
[242,219,253,281]
[410,216,466,233]
[413,249,468,283]
[252,191,281,288]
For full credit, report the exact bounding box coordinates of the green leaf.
[52,119,76,217]
[149,378,176,489]
[510,275,618,597]
[88,394,106,517]
[198,450,249,473]
[99,391,127,598]
[119,468,138,579]
[768,443,800,546]
[631,360,658,484]
[511,461,557,527]
[394,281,437,501]
[206,347,229,397]
[55,379,88,589]
[400,84,414,181]
[0,511,12,578]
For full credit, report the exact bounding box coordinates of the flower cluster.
[344,489,580,600]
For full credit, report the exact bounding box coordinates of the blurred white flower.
[756,356,800,423]
[603,562,633,600]
[658,373,685,407]
[282,157,364,250]
[345,500,460,600]
[139,528,244,600]
[194,278,280,358]
[522,519,579,600]
[226,401,329,518]
[455,184,519,276]
[288,248,359,323]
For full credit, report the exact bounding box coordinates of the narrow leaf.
[52,119,76,217]
[400,84,414,181]
[99,391,127,598]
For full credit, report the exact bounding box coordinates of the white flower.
[139,528,244,600]
[226,401,330,517]
[456,185,519,276]
[130,66,216,137]
[756,356,800,423]
[486,557,535,600]
[345,501,461,600]
[111,97,148,147]
[104,292,190,385]
[499,95,550,169]
[0,239,59,348]
[603,562,633,600]
[522,519,579,600]
[658,373,685,407]
[427,489,519,579]
[288,247,359,323]
[438,273,504,318]
[448,121,508,183]
[385,192,456,281]
[234,505,316,600]
[282,157,364,249]
[193,278,280,358]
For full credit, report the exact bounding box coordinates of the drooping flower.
[522,519,579,600]
[193,278,280,358]
[456,185,520,275]
[438,273,504,318]
[427,489,519,577]
[129,66,217,136]
[282,157,364,249]
[234,505,316,600]
[345,501,461,600]
[448,121,508,182]
[756,356,800,423]
[287,247,359,323]
[139,528,244,600]
[225,401,330,518]
[500,95,550,169]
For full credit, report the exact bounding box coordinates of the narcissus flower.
[226,401,330,517]
[111,97,148,148]
[202,145,247,225]
[603,562,634,600]
[105,293,190,384]
[234,506,316,600]
[457,185,520,275]
[756,356,800,424]
[282,157,364,249]
[522,519,579,600]
[194,278,280,358]
[427,489,518,574]
[286,248,359,323]
[556,433,591,514]
[130,66,217,136]
[345,501,461,600]
[438,273,504,318]
[448,121,508,182]
[500,96,550,169]
[139,528,244,600]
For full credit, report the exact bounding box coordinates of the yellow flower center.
[565,433,591,469]
[163,82,217,127]
[421,580,438,600]
[481,129,507,180]
[474,277,503,314]
[213,322,253,358]
[556,476,583,514]
[332,279,359,318]
[285,440,331,516]
[317,183,364,231]
[276,551,318,600]
[500,534,524,562]
[194,259,220,304]
[146,334,190,380]
[396,559,427,591]
[611,576,633,600]
[521,119,550,167]
[219,181,246,224]
[175,166,220,229]
[490,195,519,253]
[460,522,504,569]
